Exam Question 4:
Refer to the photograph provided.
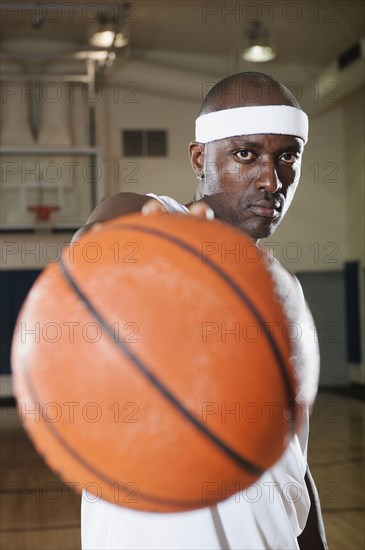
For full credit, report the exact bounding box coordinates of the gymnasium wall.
[98,87,199,201]
[343,86,364,266]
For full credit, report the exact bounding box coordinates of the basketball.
[11,212,301,513]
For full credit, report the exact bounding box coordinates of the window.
[122,130,168,157]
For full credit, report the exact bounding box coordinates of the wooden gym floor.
[0,390,364,550]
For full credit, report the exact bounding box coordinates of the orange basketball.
[11,213,300,512]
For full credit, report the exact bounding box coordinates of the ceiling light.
[89,29,128,49]
[242,45,276,62]
[242,22,277,63]
[89,30,115,48]
[114,32,128,48]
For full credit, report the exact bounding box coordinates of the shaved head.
[200,72,302,114]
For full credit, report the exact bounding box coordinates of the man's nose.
[253,162,282,193]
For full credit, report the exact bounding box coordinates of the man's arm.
[72,192,213,242]
[72,192,153,241]
[297,468,328,550]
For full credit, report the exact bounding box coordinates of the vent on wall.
[122,130,168,157]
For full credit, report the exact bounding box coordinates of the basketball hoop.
[28,205,60,232]
[28,205,60,222]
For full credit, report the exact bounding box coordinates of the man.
[79,72,328,549]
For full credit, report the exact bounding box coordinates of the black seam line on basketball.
[58,256,264,478]
[102,222,296,423]
[21,372,219,509]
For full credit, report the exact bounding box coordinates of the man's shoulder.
[264,255,305,305]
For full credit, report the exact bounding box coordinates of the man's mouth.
[248,200,282,219]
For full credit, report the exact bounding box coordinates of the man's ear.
[188,141,205,176]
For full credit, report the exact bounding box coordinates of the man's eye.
[280,153,299,164]
[234,150,255,161]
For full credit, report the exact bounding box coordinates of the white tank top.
[146,193,190,214]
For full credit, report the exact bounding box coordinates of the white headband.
[195,105,308,144]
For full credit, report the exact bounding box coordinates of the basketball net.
[28,205,60,232]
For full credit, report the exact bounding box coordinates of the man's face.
[193,133,304,241]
